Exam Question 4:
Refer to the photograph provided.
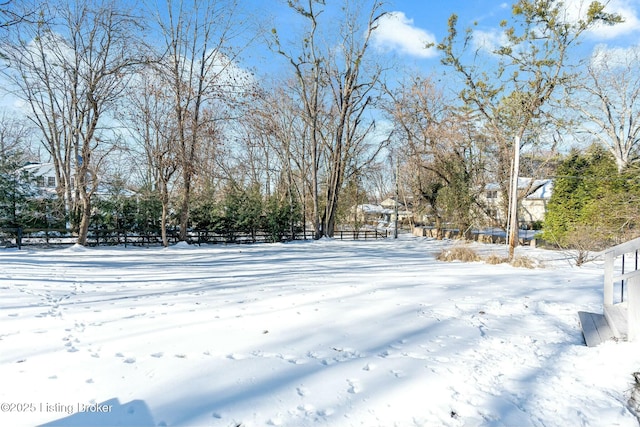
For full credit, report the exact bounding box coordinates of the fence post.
[604,251,615,306]
[627,274,640,341]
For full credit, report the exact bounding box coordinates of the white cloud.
[590,43,640,69]
[472,29,511,53]
[372,11,437,59]
[563,0,640,39]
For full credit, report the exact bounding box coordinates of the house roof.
[20,162,56,176]
[355,204,394,215]
[485,178,553,200]
[19,162,137,198]
[526,179,553,199]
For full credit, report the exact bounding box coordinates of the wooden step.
[579,311,616,347]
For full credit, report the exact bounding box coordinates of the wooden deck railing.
[603,236,640,341]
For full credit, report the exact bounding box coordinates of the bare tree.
[155,0,249,241]
[438,0,621,258]
[0,0,37,29]
[1,0,145,245]
[123,69,179,247]
[321,0,388,236]
[240,81,309,237]
[0,112,32,163]
[273,0,388,238]
[272,0,325,238]
[568,45,640,172]
[386,75,486,237]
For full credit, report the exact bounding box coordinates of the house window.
[36,176,45,187]
[487,190,498,199]
[47,176,56,187]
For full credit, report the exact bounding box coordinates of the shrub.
[510,256,536,269]
[485,254,508,265]
[436,246,480,262]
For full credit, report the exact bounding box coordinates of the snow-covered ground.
[1,235,639,427]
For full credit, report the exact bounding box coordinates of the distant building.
[19,163,60,196]
[483,178,553,227]
[18,162,134,199]
[351,197,412,228]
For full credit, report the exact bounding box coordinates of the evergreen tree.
[133,189,162,236]
[542,149,588,244]
[542,145,637,248]
[0,159,36,236]
[264,193,300,242]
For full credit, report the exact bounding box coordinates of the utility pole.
[508,135,521,259]
[394,158,399,239]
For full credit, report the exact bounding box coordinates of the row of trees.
[0,0,638,254]
[0,170,301,244]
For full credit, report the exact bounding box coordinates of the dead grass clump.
[436,246,480,262]
[485,254,508,265]
[510,256,536,269]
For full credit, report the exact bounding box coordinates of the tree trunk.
[77,193,91,246]
[161,201,169,248]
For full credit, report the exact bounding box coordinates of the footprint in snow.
[227,353,247,360]
[389,340,406,350]
[296,386,310,397]
[123,357,136,364]
[279,354,307,364]
[347,379,362,394]
[150,352,163,358]
[391,369,406,378]
[267,417,283,426]
[317,408,334,417]
[297,403,315,413]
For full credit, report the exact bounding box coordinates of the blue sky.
[254,0,640,78]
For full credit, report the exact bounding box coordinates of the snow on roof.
[485,178,553,199]
[19,162,56,176]
[356,204,394,214]
[526,179,553,199]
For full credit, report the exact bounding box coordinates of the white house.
[19,162,59,196]
[380,197,413,223]
[351,198,413,228]
[483,178,554,227]
[351,203,393,226]
[18,162,134,199]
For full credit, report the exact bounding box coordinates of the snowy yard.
[1,236,640,427]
